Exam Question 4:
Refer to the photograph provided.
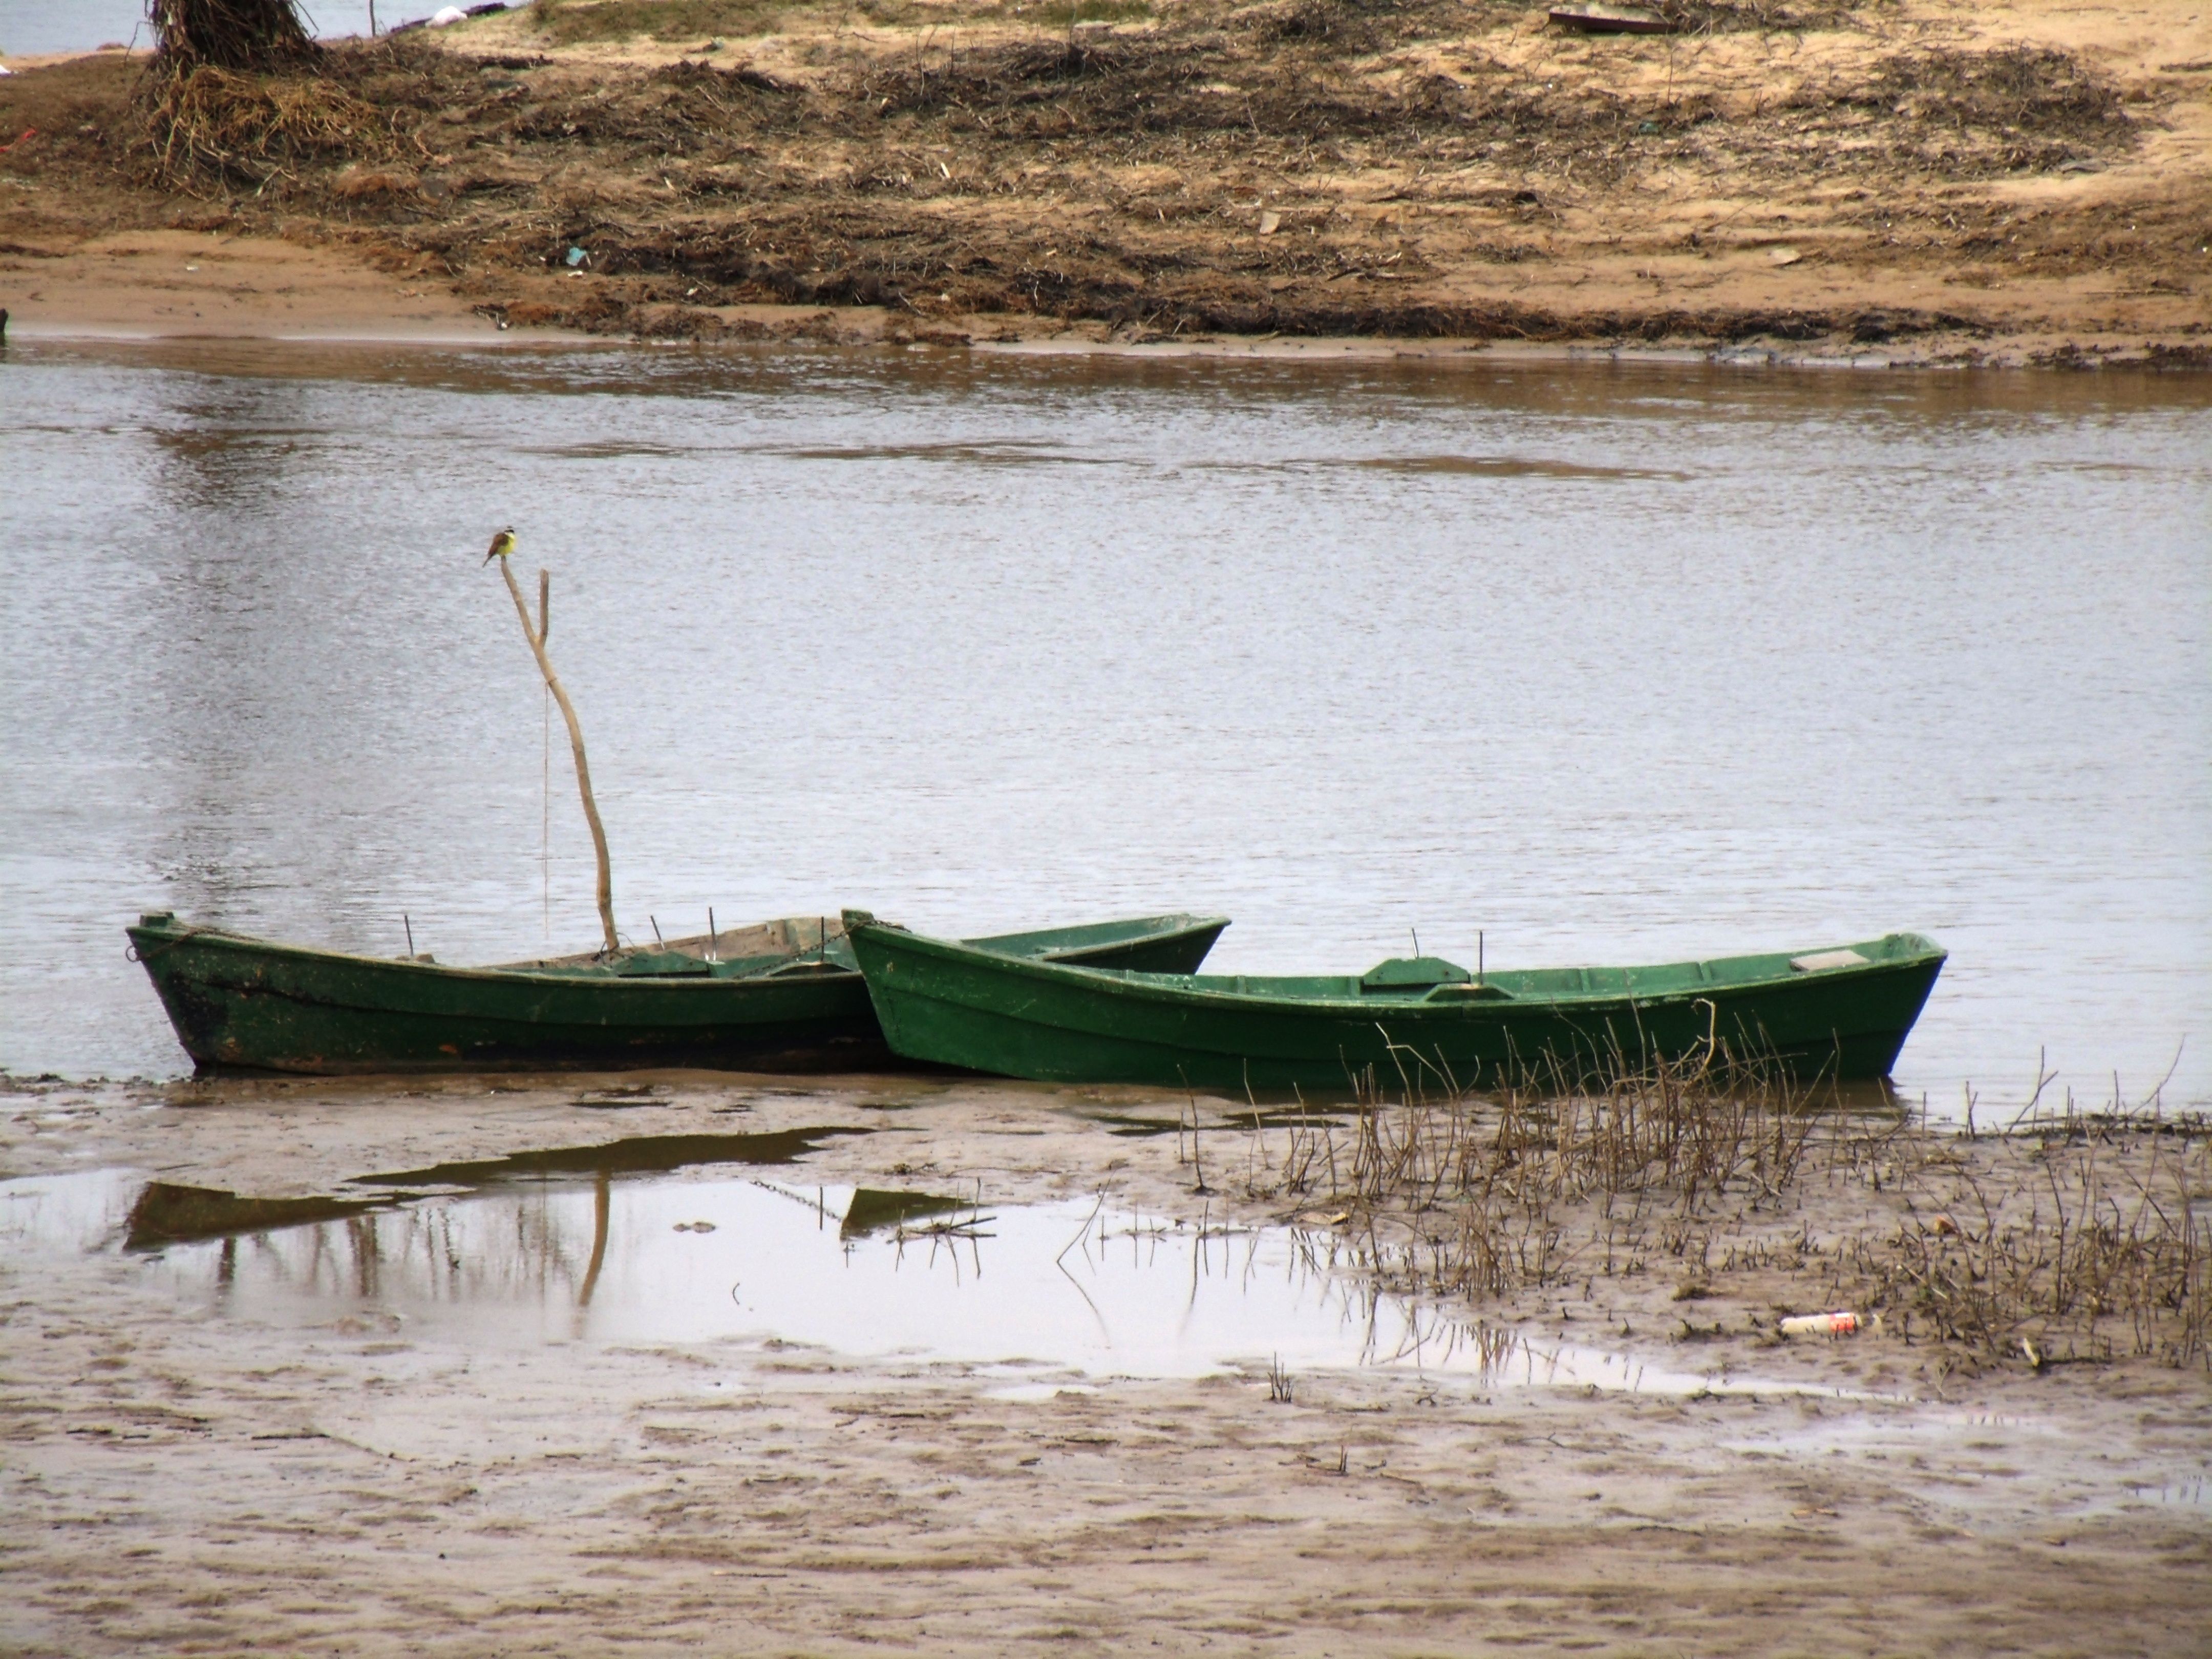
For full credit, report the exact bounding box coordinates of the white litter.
[430,5,467,24]
[1779,1311,1879,1337]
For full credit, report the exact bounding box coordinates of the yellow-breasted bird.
[483,526,517,566]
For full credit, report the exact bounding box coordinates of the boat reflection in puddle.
[1,1153,1851,1396]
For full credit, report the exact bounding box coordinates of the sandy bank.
[0,226,514,341]
[2,2,2207,365]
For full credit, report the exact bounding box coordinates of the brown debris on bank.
[1,1,2207,360]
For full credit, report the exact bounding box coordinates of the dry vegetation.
[1229,1059,2211,1380]
[2,0,2205,356]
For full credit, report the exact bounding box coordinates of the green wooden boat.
[843,910,1946,1093]
[128,909,1229,1076]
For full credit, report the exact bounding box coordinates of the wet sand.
[5,1072,2207,1655]
[0,227,513,343]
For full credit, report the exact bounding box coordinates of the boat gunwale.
[128,921,798,992]
[850,921,1948,1019]
[127,912,1236,994]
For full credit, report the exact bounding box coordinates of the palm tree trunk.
[150,0,318,73]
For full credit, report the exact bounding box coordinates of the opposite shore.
[2,0,2207,368]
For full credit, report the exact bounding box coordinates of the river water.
[3,340,2207,1109]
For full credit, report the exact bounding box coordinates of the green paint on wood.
[844,912,1946,1094]
[127,911,1228,1076]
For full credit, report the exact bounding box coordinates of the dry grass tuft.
[1844,1080,2210,1368]
[145,63,402,182]
[1232,1058,2211,1374]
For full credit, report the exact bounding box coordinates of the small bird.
[482,526,516,566]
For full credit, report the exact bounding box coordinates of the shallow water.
[3,341,2208,1109]
[0,1159,1845,1395]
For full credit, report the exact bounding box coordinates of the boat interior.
[1071,933,1944,1004]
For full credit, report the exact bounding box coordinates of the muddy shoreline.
[3,1,2207,366]
[4,1070,2208,1654]
[5,6,2210,1647]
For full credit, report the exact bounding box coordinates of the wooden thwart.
[1549,5,1677,34]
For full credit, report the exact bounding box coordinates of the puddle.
[986,1381,1102,1402]
[3,1161,1864,1395]
[2123,1478,2208,1509]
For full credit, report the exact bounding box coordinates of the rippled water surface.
[3,341,2207,1107]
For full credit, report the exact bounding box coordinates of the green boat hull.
[129,910,1228,1076]
[845,913,1946,1093]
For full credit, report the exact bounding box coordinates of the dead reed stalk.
[1246,1056,2210,1372]
[1851,1114,2208,1368]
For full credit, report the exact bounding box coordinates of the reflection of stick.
[1056,1191,1105,1266]
[578,1173,611,1310]
[498,558,616,954]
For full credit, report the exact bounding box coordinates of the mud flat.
[3,1069,2207,1654]
[1,0,2207,363]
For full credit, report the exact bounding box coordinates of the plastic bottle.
[1779,1310,1877,1337]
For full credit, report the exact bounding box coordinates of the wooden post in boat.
[497,553,618,956]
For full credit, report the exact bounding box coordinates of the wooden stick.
[499,559,617,955]
[540,563,551,943]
